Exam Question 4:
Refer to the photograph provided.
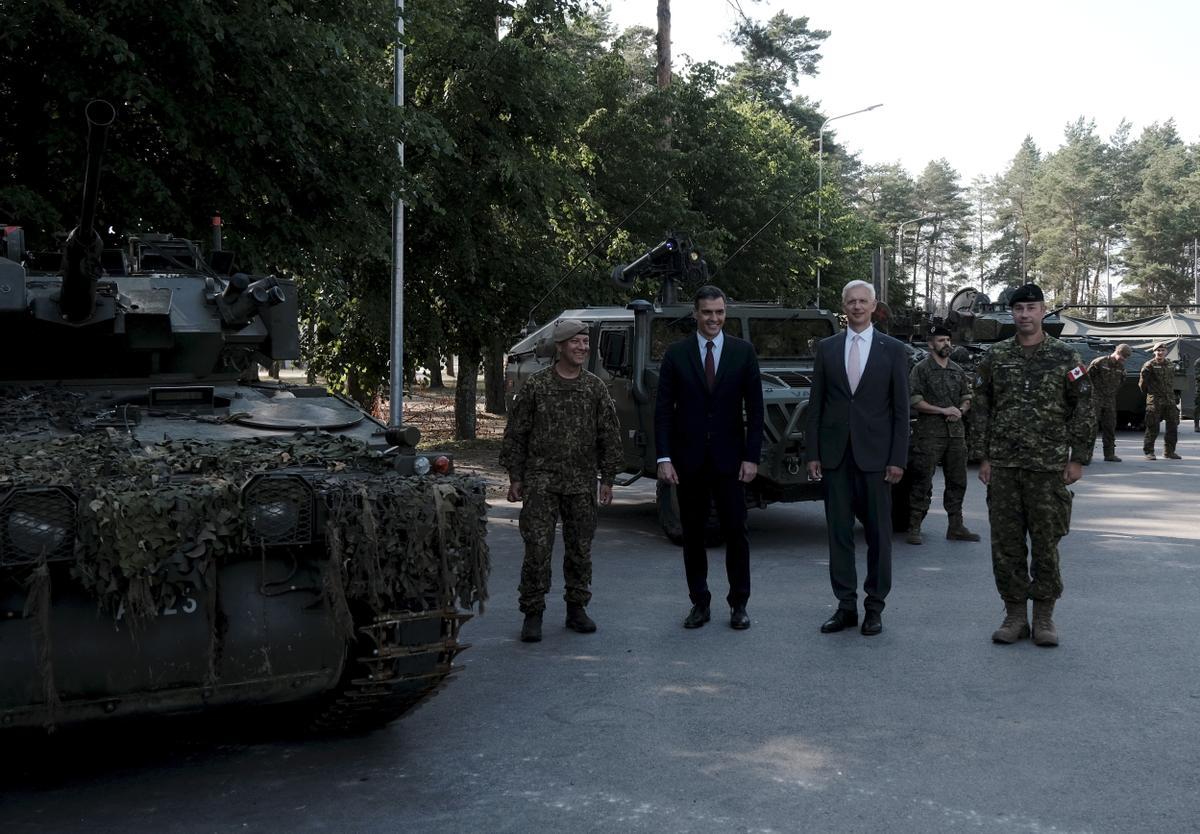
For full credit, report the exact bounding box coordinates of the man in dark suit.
[805,279,910,636]
[655,285,765,630]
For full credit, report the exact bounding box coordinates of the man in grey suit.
[805,280,910,636]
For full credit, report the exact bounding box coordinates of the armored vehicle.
[505,235,839,543]
[0,101,488,733]
[938,288,1158,427]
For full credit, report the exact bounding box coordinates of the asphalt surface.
[3,431,1199,833]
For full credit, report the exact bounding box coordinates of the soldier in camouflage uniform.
[499,319,623,643]
[1139,342,1181,460]
[1086,343,1131,463]
[972,284,1092,648]
[905,325,980,545]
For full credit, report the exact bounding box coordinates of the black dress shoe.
[683,604,711,629]
[730,606,750,630]
[861,610,883,636]
[820,608,858,633]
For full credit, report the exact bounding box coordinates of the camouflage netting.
[0,432,490,622]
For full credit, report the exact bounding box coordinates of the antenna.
[524,171,677,327]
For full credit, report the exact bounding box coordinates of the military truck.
[0,101,488,733]
[504,235,839,543]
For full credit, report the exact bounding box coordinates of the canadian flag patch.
[1067,365,1086,382]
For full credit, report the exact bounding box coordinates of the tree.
[728,12,829,113]
[913,160,971,314]
[1124,138,1200,302]
[854,163,921,303]
[1028,119,1109,303]
[990,137,1042,290]
[0,0,437,407]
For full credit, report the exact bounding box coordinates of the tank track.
[305,608,472,734]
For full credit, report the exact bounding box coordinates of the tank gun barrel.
[61,99,115,323]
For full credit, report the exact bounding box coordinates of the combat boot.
[520,612,543,643]
[991,601,1030,644]
[905,523,922,545]
[1103,453,1122,462]
[1031,599,1059,647]
[946,514,981,542]
[565,604,597,633]
[1165,449,1182,460]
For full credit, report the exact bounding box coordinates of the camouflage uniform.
[1139,359,1178,456]
[972,336,1092,603]
[499,366,622,614]
[907,355,973,527]
[1194,357,1200,430]
[1086,355,1125,460]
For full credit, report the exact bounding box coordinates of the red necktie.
[705,341,716,391]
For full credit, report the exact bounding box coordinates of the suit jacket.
[655,334,765,477]
[805,329,910,472]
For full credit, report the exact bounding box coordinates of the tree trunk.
[656,0,672,150]
[454,350,480,440]
[427,348,444,389]
[446,355,456,379]
[345,367,380,414]
[483,337,506,415]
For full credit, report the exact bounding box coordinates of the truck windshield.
[650,316,743,359]
[747,318,834,359]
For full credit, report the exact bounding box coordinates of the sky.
[606,0,1200,182]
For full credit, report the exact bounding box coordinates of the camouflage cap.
[1152,341,1169,351]
[1008,283,1044,305]
[552,319,588,342]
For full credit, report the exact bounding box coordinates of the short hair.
[1115,343,1131,356]
[842,279,876,302]
[693,285,727,308]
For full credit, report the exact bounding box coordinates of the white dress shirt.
[843,323,874,382]
[696,329,724,370]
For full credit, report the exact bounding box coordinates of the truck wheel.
[655,481,723,547]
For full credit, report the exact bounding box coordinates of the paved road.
[4,432,1199,833]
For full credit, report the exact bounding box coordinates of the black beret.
[928,325,953,338]
[1008,283,1044,305]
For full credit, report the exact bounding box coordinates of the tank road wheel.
[655,481,723,547]
[303,609,471,735]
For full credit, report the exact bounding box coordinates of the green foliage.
[0,0,423,402]
[728,12,829,111]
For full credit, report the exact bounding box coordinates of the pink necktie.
[848,334,862,392]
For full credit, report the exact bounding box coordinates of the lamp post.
[895,214,938,309]
[815,103,883,305]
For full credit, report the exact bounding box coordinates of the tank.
[505,234,840,543]
[0,102,489,733]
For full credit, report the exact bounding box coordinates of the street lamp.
[895,214,938,309]
[815,103,883,305]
